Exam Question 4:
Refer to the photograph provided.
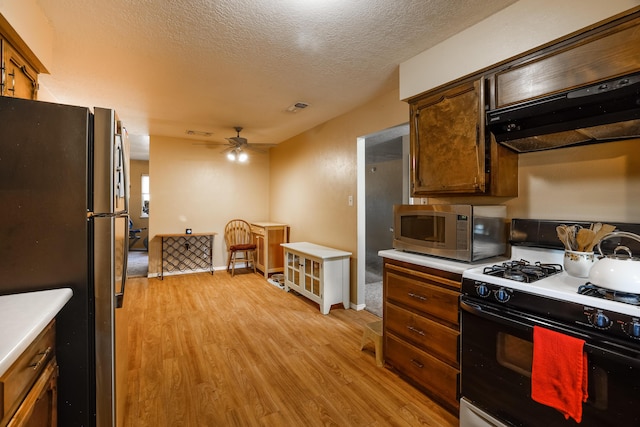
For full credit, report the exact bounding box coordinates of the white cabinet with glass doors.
[281,242,351,315]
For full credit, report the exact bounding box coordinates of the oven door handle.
[460,299,589,339]
[461,299,640,365]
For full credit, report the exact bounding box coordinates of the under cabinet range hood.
[486,72,640,152]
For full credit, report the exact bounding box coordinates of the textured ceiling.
[35,0,517,159]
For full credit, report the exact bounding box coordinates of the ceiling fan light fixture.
[226,148,248,162]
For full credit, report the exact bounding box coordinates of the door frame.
[356,124,410,310]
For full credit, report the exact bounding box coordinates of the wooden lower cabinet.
[385,304,459,367]
[7,359,57,427]
[385,334,459,407]
[1,320,57,427]
[382,258,461,415]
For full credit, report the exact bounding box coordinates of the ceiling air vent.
[286,102,310,113]
[186,130,213,137]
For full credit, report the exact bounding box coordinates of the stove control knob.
[494,287,510,303]
[623,321,640,338]
[590,311,611,329]
[475,282,490,298]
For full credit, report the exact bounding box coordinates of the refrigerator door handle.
[115,128,130,214]
[116,213,129,308]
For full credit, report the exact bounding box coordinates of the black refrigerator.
[0,96,129,426]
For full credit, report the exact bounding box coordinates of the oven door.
[460,298,640,427]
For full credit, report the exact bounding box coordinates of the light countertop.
[0,288,73,376]
[378,249,507,275]
[282,242,352,259]
[251,222,289,227]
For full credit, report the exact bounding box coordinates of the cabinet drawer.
[0,320,55,423]
[385,270,459,326]
[385,333,459,413]
[385,303,459,367]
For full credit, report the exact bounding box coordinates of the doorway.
[127,161,150,278]
[357,124,409,317]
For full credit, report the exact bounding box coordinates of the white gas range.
[463,245,640,318]
[459,219,640,427]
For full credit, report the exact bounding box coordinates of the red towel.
[531,326,588,423]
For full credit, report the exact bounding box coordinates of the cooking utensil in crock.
[576,228,596,252]
[585,224,616,251]
[588,231,640,293]
[556,225,572,250]
[585,224,616,252]
[567,225,579,251]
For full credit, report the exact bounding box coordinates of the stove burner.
[483,259,563,283]
[504,270,526,282]
[578,283,640,306]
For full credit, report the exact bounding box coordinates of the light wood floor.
[122,271,458,426]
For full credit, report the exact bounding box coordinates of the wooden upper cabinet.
[493,12,640,109]
[0,15,46,100]
[410,78,518,196]
[1,39,39,99]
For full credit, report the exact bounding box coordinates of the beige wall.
[269,86,409,302]
[129,160,149,250]
[507,140,640,222]
[148,135,270,274]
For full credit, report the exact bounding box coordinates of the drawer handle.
[410,359,424,369]
[29,347,52,371]
[407,325,425,336]
[407,292,427,301]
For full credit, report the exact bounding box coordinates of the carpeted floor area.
[127,250,148,278]
[365,269,383,318]
[365,281,382,318]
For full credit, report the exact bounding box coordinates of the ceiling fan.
[194,127,275,162]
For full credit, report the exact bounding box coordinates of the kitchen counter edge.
[0,288,73,376]
[378,249,507,275]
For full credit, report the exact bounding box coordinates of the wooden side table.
[157,232,216,279]
[250,222,290,279]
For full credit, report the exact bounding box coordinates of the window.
[141,174,149,217]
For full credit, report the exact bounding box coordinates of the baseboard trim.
[351,302,366,311]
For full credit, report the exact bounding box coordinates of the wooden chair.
[224,219,257,276]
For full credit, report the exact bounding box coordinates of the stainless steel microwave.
[392,204,507,262]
